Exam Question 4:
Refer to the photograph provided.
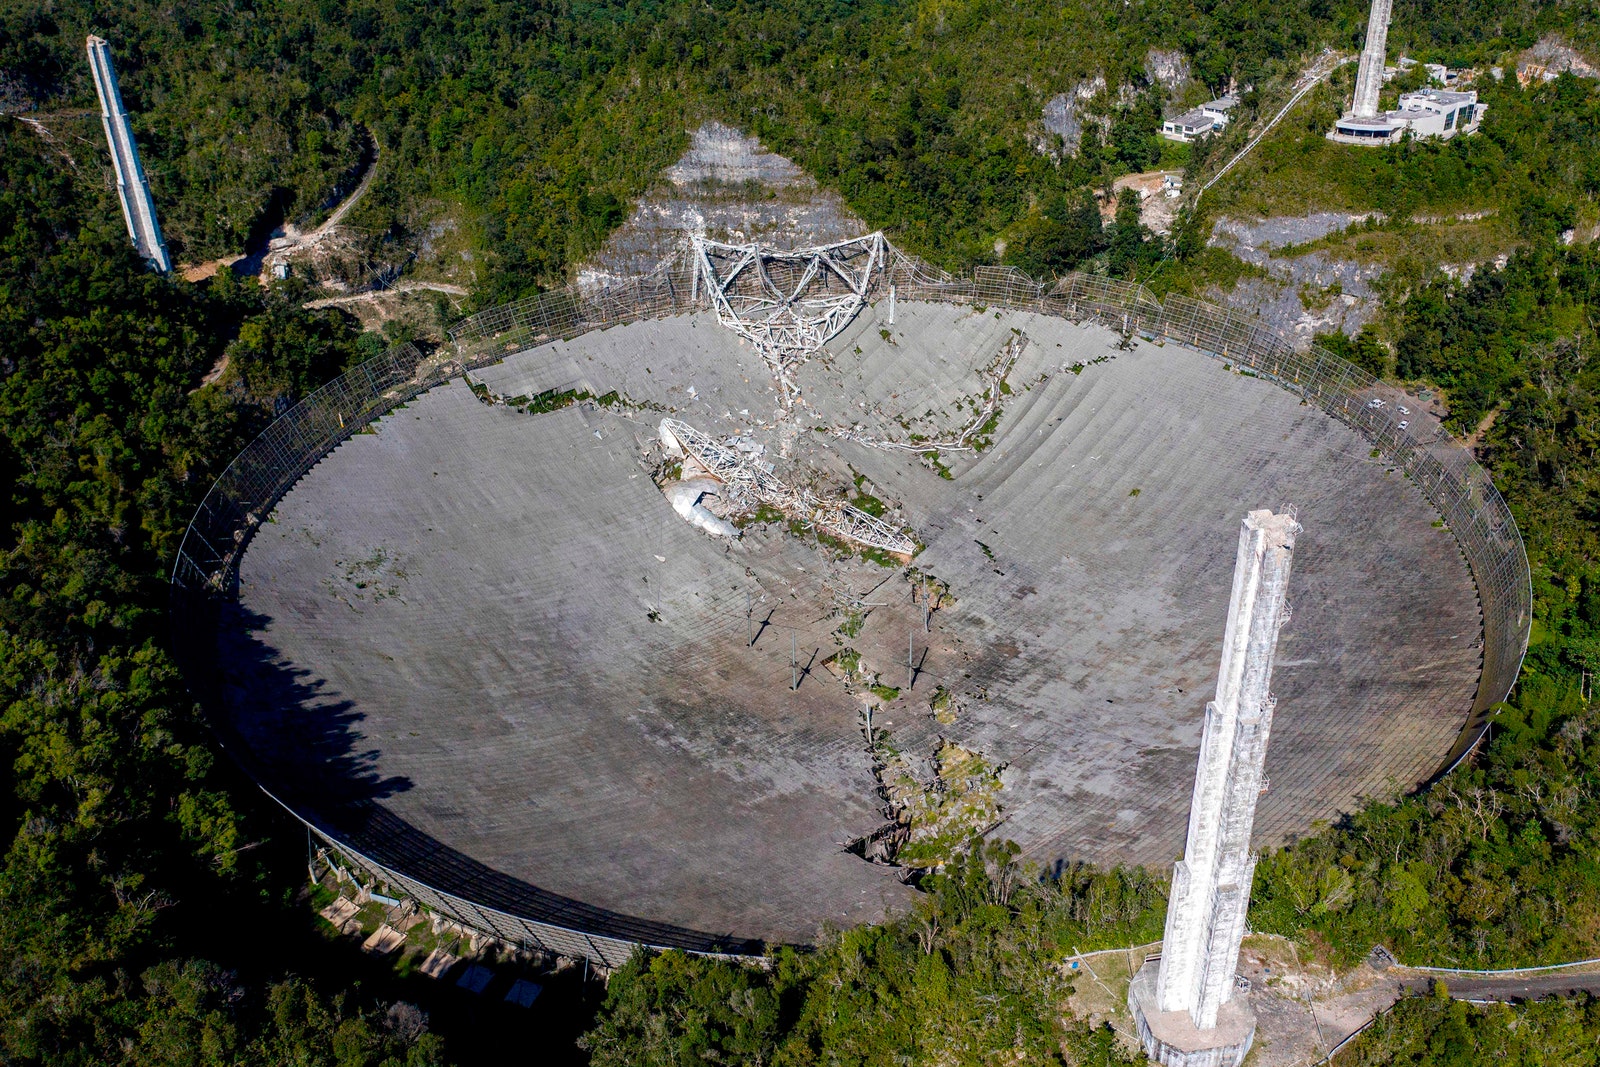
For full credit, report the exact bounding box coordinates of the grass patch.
[523,387,592,414]
[1278,215,1515,275]
[850,490,888,517]
[859,544,914,569]
[1142,246,1272,300]
[733,502,784,528]
[829,648,862,679]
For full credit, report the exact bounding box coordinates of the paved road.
[1401,971,1600,1002]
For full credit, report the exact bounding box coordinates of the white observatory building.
[1328,0,1484,146]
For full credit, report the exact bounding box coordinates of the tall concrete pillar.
[1349,0,1393,119]
[86,35,171,273]
[1128,509,1299,1067]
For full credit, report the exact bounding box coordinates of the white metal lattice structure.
[692,233,888,399]
[660,418,916,557]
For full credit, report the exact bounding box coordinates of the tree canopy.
[3,0,1600,1061]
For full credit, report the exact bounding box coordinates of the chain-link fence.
[449,268,701,365]
[172,342,431,594]
[285,788,761,966]
[171,252,1529,965]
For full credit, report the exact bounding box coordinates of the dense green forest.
[3,0,1596,297]
[0,115,458,1063]
[582,845,1159,1067]
[1345,987,1600,1065]
[4,0,1600,1061]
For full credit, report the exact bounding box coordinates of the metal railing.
[171,252,1530,965]
[449,268,700,365]
[277,789,761,967]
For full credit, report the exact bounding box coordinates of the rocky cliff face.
[577,121,866,287]
[1038,75,1110,159]
[1145,48,1194,97]
[1207,214,1382,341]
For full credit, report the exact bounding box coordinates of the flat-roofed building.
[1393,88,1483,137]
[1201,95,1239,125]
[1161,109,1219,143]
[1161,95,1239,143]
[1329,0,1484,147]
[1329,88,1484,145]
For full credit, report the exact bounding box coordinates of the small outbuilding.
[1161,95,1237,143]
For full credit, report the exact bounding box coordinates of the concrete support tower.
[1349,0,1393,119]
[86,35,171,273]
[1325,0,1474,146]
[1128,509,1300,1067]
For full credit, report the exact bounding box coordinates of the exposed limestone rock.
[577,122,865,287]
[1146,48,1194,97]
[1038,75,1109,158]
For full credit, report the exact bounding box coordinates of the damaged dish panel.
[659,417,917,556]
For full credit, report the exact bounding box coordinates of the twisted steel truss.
[692,233,887,401]
[660,417,917,557]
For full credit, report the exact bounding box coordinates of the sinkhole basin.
[219,300,1482,949]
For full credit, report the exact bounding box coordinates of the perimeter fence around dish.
[171,254,1529,966]
[309,827,642,966]
[293,800,754,968]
